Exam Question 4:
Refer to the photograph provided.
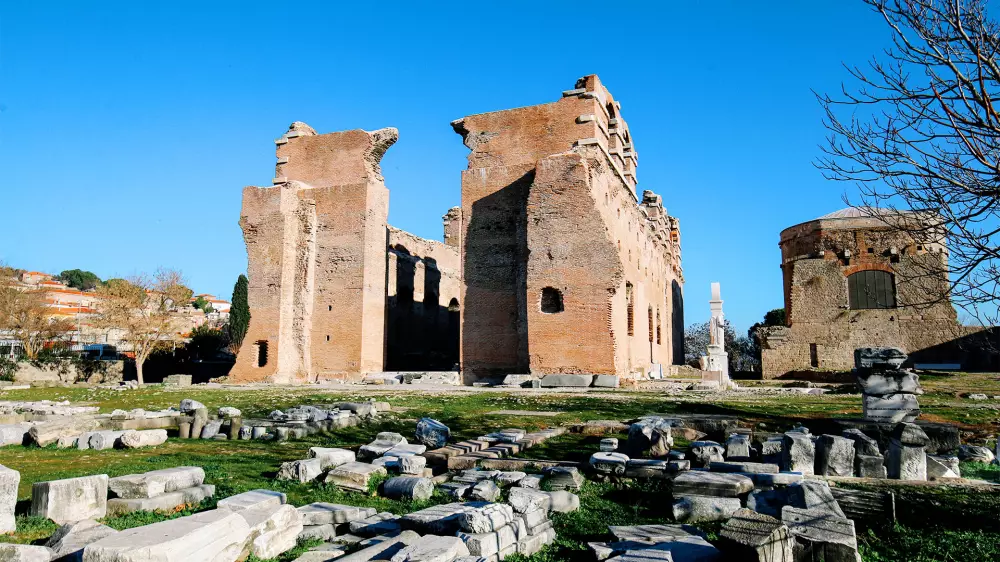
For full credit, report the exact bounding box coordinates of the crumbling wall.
[761,215,969,378]
[456,75,683,380]
[231,124,396,383]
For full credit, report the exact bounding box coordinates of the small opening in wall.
[867,247,875,254]
[809,343,819,368]
[328,305,332,311]
[326,335,330,342]
[540,287,564,313]
[626,282,634,336]
[254,340,269,367]
[917,245,923,251]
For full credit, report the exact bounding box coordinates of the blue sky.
[0,1,892,332]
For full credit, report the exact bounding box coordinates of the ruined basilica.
[230,75,684,384]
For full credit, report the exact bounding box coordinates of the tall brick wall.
[760,211,971,377]
[456,75,683,380]
[231,124,397,383]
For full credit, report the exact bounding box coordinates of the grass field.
[0,383,997,561]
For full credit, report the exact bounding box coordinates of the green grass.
[0,383,999,560]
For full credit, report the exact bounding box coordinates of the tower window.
[540,287,564,313]
[626,282,634,336]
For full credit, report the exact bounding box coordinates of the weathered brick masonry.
[455,75,684,380]
[760,208,982,378]
[231,75,684,383]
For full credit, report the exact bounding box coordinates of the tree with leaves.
[818,0,1000,325]
[95,269,192,384]
[228,274,250,354]
[58,269,102,291]
[0,285,75,360]
[683,320,759,374]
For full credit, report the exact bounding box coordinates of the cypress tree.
[228,274,250,353]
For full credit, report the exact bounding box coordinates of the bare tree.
[95,269,192,384]
[0,286,75,360]
[817,0,1000,325]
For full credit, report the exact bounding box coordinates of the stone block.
[81,508,251,562]
[887,442,926,480]
[415,418,451,449]
[0,544,53,562]
[108,466,205,499]
[237,503,303,560]
[781,432,815,475]
[891,422,930,447]
[400,503,477,535]
[46,519,117,562]
[608,524,704,543]
[958,444,995,463]
[627,418,673,457]
[815,435,855,477]
[725,434,752,460]
[539,374,594,387]
[544,466,584,490]
[87,430,125,451]
[107,485,215,516]
[592,375,620,388]
[786,481,846,518]
[299,524,336,542]
[349,512,401,537]
[718,508,794,562]
[862,394,920,423]
[390,535,470,562]
[781,506,860,562]
[469,480,500,502]
[855,454,887,478]
[30,418,100,448]
[324,462,387,492]
[457,522,518,557]
[671,494,741,523]
[163,374,192,386]
[841,429,880,457]
[591,452,630,475]
[671,471,753,498]
[297,503,373,526]
[293,544,349,562]
[600,438,619,452]
[199,420,223,439]
[217,489,286,512]
[0,423,31,447]
[855,371,922,395]
[547,490,580,513]
[927,455,960,479]
[761,437,784,465]
[709,461,779,474]
[0,464,19,532]
[119,429,168,448]
[509,488,551,514]
[277,458,325,483]
[359,433,408,461]
[382,477,434,501]
[308,447,355,469]
[31,475,108,524]
[688,441,725,467]
[458,503,516,534]
[854,347,907,370]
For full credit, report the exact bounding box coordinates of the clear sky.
[0,1,892,333]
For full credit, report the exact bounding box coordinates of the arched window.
[447,298,460,312]
[848,270,896,309]
[540,287,564,313]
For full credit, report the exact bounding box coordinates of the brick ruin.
[759,208,982,378]
[230,75,683,383]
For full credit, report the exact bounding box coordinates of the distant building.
[759,208,989,377]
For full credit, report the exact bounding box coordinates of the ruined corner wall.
[760,217,964,377]
[231,124,396,383]
[386,226,461,370]
[456,75,683,380]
